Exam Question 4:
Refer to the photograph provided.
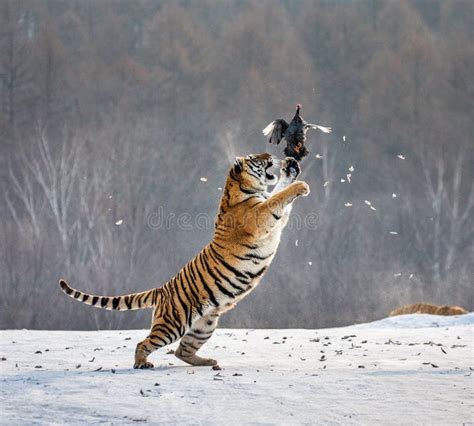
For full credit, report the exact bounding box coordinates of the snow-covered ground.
[1,314,473,424]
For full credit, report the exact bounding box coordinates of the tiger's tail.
[59,279,159,310]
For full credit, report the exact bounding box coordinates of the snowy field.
[1,314,473,425]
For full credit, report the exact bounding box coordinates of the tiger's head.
[232,153,279,192]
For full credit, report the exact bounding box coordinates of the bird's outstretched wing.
[306,123,332,133]
[262,119,289,145]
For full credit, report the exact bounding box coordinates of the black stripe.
[164,286,184,333]
[187,332,211,342]
[143,291,152,305]
[214,230,227,238]
[124,296,132,309]
[272,212,282,220]
[101,297,109,307]
[212,241,226,251]
[60,280,73,295]
[247,167,262,179]
[181,341,199,351]
[183,265,202,311]
[175,286,192,328]
[149,335,168,346]
[74,291,81,298]
[245,266,268,279]
[240,186,258,194]
[245,251,273,260]
[247,201,261,209]
[112,297,120,309]
[152,321,177,339]
[192,255,218,306]
[206,250,248,288]
[215,256,248,280]
[92,296,99,306]
[209,244,225,260]
[240,242,259,250]
[210,260,246,292]
[200,252,235,299]
[207,250,249,284]
[152,289,160,305]
[162,310,183,340]
[166,288,185,333]
[231,253,248,261]
[179,345,194,355]
[82,294,89,302]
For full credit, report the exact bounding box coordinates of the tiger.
[59,153,310,369]
[389,303,468,317]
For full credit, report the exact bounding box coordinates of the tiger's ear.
[233,157,244,174]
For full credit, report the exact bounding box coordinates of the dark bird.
[262,104,331,161]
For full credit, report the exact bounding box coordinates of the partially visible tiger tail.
[59,279,159,310]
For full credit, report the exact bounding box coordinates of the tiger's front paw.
[281,157,301,181]
[133,361,154,369]
[294,181,310,197]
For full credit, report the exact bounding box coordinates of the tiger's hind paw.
[175,351,218,367]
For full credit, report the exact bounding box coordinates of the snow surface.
[1,314,473,424]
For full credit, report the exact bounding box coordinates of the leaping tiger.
[59,154,310,369]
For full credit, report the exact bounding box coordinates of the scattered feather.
[115,220,123,226]
[397,154,406,160]
[295,240,299,247]
[409,274,414,279]
[370,206,376,211]
[344,202,353,207]
[394,273,402,277]
[315,154,323,159]
[340,178,346,183]
[343,135,346,142]
[308,261,313,266]
[392,193,397,198]
[346,173,352,183]
[200,177,208,182]
[217,187,222,191]
[348,165,354,172]
[364,200,372,206]
[389,231,398,235]
[324,181,329,187]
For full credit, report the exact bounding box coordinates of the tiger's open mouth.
[265,166,274,180]
[265,161,278,184]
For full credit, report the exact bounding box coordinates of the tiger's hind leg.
[175,314,219,367]
[134,318,185,369]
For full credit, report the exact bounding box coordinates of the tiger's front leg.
[175,314,219,367]
[271,157,301,225]
[251,180,310,236]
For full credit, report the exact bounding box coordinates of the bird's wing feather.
[306,123,332,133]
[262,119,289,144]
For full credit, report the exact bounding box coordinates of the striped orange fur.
[59,154,309,369]
[389,303,468,317]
